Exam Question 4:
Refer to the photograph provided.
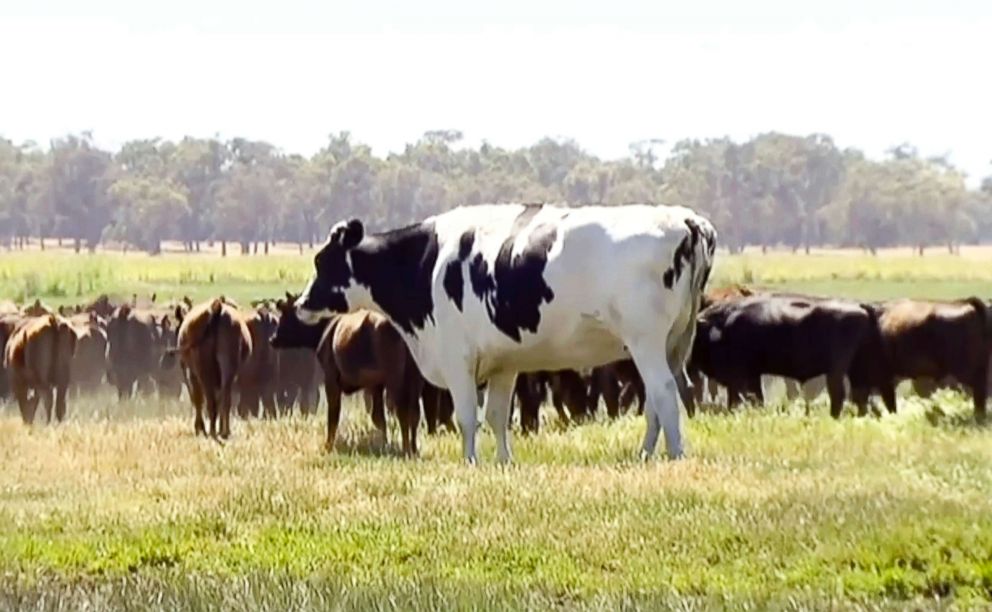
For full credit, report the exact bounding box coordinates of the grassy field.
[3,246,992,610]
[4,243,992,307]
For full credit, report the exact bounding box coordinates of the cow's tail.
[164,298,227,370]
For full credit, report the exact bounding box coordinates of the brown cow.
[269,296,423,455]
[422,382,456,434]
[849,298,992,420]
[237,307,279,419]
[275,347,321,416]
[589,359,645,418]
[67,312,108,395]
[4,314,77,424]
[106,304,161,399]
[165,297,252,438]
[0,312,25,400]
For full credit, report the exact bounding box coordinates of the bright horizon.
[1,0,990,184]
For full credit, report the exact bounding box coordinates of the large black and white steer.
[296,203,717,463]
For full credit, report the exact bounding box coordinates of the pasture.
[3,246,992,609]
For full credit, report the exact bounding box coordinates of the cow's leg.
[600,370,621,419]
[483,371,516,464]
[422,385,439,435]
[12,378,35,425]
[40,387,54,423]
[439,391,456,432]
[204,385,219,437]
[261,388,277,420]
[219,381,234,439]
[324,380,341,452]
[54,384,68,422]
[878,379,896,414]
[827,372,847,418]
[369,386,387,450]
[627,342,682,460]
[188,376,206,435]
[850,385,871,417]
[448,371,481,464]
[971,367,987,424]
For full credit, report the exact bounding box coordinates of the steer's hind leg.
[626,340,683,460]
[483,371,516,465]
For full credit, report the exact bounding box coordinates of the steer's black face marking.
[663,218,702,289]
[350,222,440,335]
[469,205,557,342]
[299,220,364,316]
[442,230,476,312]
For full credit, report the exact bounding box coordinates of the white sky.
[1,0,990,183]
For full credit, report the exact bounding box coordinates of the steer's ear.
[342,219,364,249]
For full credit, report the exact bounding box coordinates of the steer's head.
[296,219,364,324]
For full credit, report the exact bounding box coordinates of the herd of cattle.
[0,293,646,452]
[2,203,990,463]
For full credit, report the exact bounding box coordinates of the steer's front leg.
[448,373,481,465]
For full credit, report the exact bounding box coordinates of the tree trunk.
[40,236,45,251]
[58,237,63,247]
[151,240,162,256]
[918,245,924,256]
[298,241,303,255]
[73,237,81,253]
[253,241,258,255]
[264,241,269,255]
[195,241,201,253]
[221,240,227,257]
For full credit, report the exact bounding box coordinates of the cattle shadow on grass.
[329,429,411,458]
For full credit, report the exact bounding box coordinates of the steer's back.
[428,203,715,376]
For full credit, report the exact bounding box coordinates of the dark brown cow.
[67,312,108,394]
[237,308,279,419]
[275,347,321,416]
[589,359,644,418]
[3,314,77,424]
[270,296,423,455]
[422,382,456,434]
[512,369,590,433]
[106,304,161,399]
[691,294,880,417]
[150,310,185,399]
[165,297,252,438]
[849,298,992,420]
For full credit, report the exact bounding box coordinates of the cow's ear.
[174,305,186,325]
[342,219,364,249]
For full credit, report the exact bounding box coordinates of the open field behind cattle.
[5,244,992,306]
[3,248,992,609]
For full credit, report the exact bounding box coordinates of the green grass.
[3,246,992,609]
[1,392,991,609]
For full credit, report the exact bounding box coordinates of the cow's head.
[272,292,326,351]
[296,219,364,324]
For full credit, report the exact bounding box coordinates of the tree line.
[0,130,990,255]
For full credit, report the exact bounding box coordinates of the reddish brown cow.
[270,296,423,455]
[4,314,77,424]
[165,297,252,438]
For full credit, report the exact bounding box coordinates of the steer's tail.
[668,215,718,408]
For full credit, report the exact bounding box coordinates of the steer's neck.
[348,226,437,337]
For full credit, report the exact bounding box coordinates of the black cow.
[690,294,880,417]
